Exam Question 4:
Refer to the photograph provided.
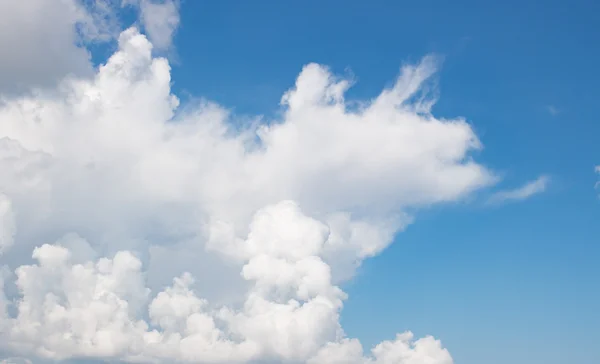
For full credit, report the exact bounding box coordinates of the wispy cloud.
[488,175,550,204]
[546,105,560,116]
[126,0,181,51]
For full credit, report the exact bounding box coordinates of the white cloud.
[308,333,453,364]
[0,24,497,362]
[0,203,453,363]
[488,175,549,204]
[134,0,180,51]
[595,166,600,192]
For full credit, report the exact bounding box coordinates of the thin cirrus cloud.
[0,1,545,363]
[487,175,550,205]
[546,105,560,116]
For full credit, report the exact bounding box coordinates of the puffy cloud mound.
[0,26,494,363]
[0,203,454,363]
[308,333,453,364]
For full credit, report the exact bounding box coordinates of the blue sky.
[168,1,600,363]
[0,0,599,363]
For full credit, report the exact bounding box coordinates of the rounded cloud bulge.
[0,10,494,364]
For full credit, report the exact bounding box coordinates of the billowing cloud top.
[0,21,493,364]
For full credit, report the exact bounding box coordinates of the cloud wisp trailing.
[125,0,180,51]
[0,8,497,363]
[488,175,550,205]
[546,105,560,116]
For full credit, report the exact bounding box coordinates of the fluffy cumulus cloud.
[0,8,496,363]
